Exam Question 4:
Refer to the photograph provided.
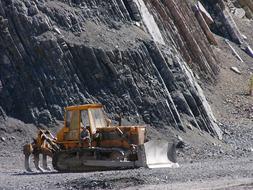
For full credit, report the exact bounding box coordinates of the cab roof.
[65,104,103,111]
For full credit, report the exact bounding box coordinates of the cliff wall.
[0,0,222,138]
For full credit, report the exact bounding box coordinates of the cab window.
[89,108,106,129]
[65,111,71,128]
[65,110,79,130]
[80,110,90,128]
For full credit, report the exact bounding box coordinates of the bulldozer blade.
[143,140,179,169]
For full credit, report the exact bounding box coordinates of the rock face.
[0,0,222,139]
[203,0,245,44]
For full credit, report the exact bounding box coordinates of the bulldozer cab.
[57,104,107,143]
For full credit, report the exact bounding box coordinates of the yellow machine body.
[24,104,178,172]
[56,104,146,149]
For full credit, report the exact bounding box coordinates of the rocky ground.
[0,1,253,190]
[0,153,253,190]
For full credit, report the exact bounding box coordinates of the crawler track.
[52,148,138,172]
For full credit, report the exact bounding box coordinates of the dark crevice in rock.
[122,0,141,21]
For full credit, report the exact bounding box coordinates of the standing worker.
[250,75,253,96]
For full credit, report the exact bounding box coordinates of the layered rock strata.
[0,0,222,139]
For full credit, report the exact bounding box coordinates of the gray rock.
[230,67,242,75]
[245,45,253,58]
[0,0,221,139]
[233,8,246,18]
[28,5,39,16]
[38,110,52,124]
[1,137,6,142]
[0,107,7,121]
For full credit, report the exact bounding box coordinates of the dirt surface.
[1,4,253,190]
[0,150,253,190]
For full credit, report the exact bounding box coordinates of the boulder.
[230,67,242,75]
[233,8,246,18]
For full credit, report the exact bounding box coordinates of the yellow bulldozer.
[23,104,179,172]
